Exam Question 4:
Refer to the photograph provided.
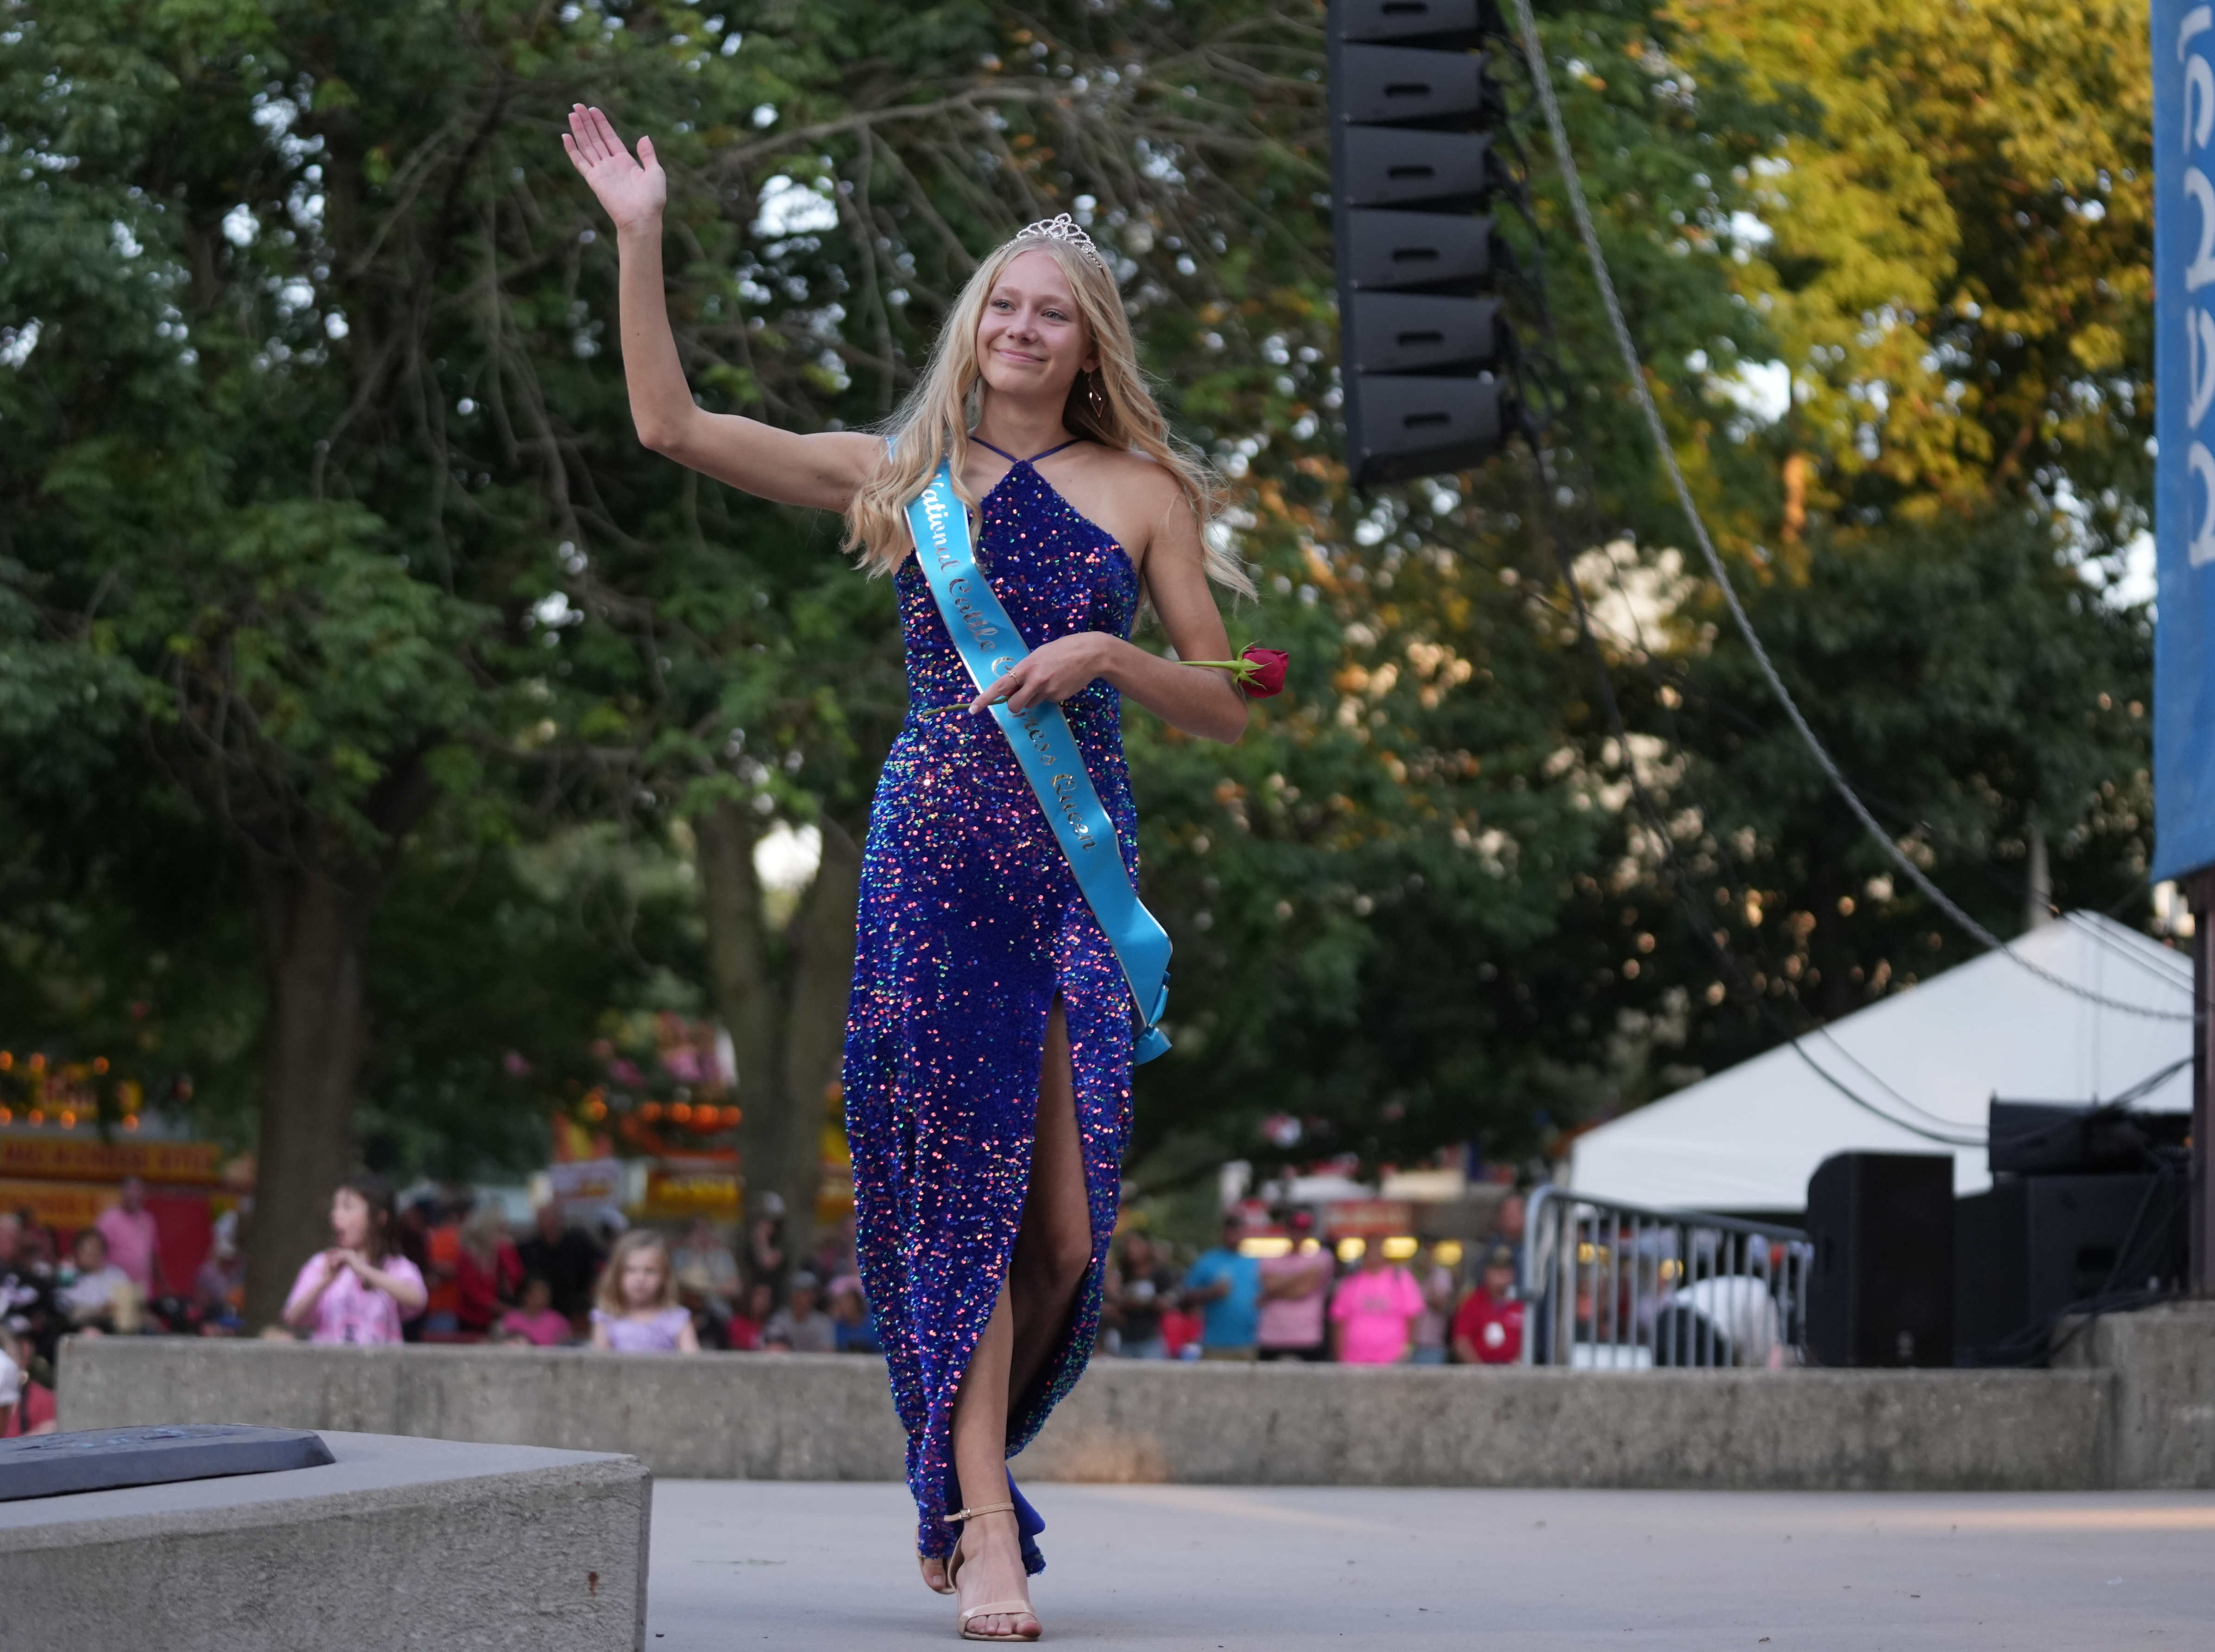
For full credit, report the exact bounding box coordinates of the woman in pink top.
[282,1175,428,1345]
[1329,1245,1425,1364]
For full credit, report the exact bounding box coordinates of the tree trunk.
[777,818,864,1271]
[693,801,866,1280]
[242,864,375,1330]
[694,799,800,1251]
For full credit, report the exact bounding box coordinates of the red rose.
[1238,645,1289,698]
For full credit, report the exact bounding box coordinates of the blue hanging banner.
[2155,0,2215,882]
[901,458,1173,1063]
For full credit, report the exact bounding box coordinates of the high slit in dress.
[841,438,1139,1574]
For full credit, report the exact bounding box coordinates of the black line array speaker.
[1328,0,1520,483]
[1805,1151,1954,1368]
[1953,1173,2189,1363]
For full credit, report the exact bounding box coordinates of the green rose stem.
[1178,657,1270,689]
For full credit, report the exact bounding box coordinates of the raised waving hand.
[563,104,665,233]
[555,101,878,510]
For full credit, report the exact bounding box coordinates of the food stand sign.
[0,1138,223,1185]
[2155,0,2215,883]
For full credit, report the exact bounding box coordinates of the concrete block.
[0,1430,650,1652]
[2055,1301,2215,1489]
[60,1337,2117,1491]
[60,1338,907,1480]
[1014,1362,2110,1491]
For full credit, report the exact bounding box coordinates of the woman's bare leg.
[949,1280,1038,1637]
[939,1001,1085,1634]
[1008,999,1094,1405]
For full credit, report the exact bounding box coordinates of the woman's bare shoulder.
[1089,445,1195,522]
[1088,442,1176,483]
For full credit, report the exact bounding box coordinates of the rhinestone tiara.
[1013,213,1107,269]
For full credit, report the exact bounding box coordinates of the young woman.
[588,1230,700,1353]
[565,105,1252,1642]
[281,1175,429,1345]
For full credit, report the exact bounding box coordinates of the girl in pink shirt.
[588,1230,699,1354]
[282,1175,428,1345]
[1329,1250,1425,1364]
[498,1274,575,1346]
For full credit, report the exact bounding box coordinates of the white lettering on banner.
[2188,8,2215,145]
[2186,169,2215,290]
[2187,13,2215,566]
[2193,309,2215,427]
[2193,444,2215,566]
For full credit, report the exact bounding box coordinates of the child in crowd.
[829,1278,881,1354]
[193,1226,246,1335]
[58,1227,142,1334]
[588,1231,699,1353]
[282,1175,428,1344]
[0,1325,56,1438]
[726,1279,774,1352]
[496,1275,574,1347]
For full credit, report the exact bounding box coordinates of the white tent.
[1567,912,2194,1214]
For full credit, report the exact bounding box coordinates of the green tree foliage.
[1673,0,2153,542]
[1595,516,2153,1095]
[1527,0,2164,1120]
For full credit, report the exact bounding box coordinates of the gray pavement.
[647,1481,2215,1650]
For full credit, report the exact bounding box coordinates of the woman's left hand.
[969,632,1116,715]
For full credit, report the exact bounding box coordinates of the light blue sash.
[902,457,1171,1064]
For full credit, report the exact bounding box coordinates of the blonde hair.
[462,1202,510,1266]
[843,233,1251,596]
[595,1230,676,1315]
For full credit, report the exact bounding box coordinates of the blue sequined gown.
[841,440,1139,1573]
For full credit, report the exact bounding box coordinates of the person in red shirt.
[1451,1245,1525,1365]
[454,1204,523,1338]
[726,1279,774,1352]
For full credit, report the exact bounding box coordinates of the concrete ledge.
[0,1430,649,1652]
[61,1337,2121,1490]
[61,1339,909,1480]
[1019,1361,2111,1491]
[2056,1301,2215,1489]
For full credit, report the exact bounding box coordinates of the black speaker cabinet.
[1954,1173,2188,1363]
[1805,1152,1954,1368]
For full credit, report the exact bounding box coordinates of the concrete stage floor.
[647,1481,2214,1650]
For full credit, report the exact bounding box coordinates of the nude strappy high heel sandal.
[943,1501,1041,1642]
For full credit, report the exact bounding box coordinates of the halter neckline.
[971,435,1084,466]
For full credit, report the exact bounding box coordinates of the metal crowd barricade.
[1519,1185,1812,1369]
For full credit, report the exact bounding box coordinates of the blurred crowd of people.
[3,1177,186,1433]
[0,1175,1536,1432]
[271,1177,885,1358]
[1099,1199,1529,1368]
